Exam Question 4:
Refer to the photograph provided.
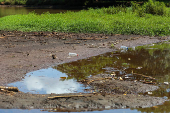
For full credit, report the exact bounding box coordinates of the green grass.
[0,1,170,36]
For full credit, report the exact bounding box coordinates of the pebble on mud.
[52,55,57,59]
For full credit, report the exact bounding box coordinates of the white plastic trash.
[164,82,169,85]
[120,46,128,50]
[148,92,152,95]
[132,46,136,50]
[69,52,78,56]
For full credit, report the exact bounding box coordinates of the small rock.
[111,73,116,76]
[119,77,123,81]
[52,55,57,59]
[134,80,137,82]
[98,46,106,48]
[27,53,29,56]
[136,67,142,69]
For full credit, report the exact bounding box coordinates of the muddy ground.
[0,31,169,111]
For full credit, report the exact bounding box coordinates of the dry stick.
[5,35,16,37]
[133,73,156,84]
[76,37,103,40]
[0,86,19,92]
[133,73,155,79]
[48,93,97,99]
[64,41,80,44]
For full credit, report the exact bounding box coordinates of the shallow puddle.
[0,109,141,113]
[8,68,90,94]
[6,43,170,112]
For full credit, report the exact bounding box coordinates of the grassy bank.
[0,0,170,6]
[0,0,170,36]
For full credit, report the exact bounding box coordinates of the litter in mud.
[69,52,78,56]
[164,82,169,85]
[148,92,152,95]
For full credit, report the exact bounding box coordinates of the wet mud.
[0,31,169,111]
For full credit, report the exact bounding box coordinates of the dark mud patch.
[81,73,158,95]
[0,31,169,111]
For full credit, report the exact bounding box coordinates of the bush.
[166,2,170,7]
[131,0,169,17]
[4,0,10,5]
[131,1,140,12]
[131,2,145,17]
[136,7,146,17]
[143,0,168,16]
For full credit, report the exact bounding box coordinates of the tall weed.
[101,6,127,14]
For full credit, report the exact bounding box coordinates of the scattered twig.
[0,86,19,92]
[48,93,97,99]
[64,41,80,44]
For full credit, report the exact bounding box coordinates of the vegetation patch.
[0,0,170,36]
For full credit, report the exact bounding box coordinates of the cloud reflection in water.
[8,68,83,94]
[25,75,80,94]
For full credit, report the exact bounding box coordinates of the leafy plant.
[110,44,115,48]
[143,0,168,16]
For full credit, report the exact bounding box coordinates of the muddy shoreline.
[0,31,169,111]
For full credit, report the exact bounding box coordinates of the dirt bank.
[0,31,169,111]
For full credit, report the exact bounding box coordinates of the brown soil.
[0,31,169,111]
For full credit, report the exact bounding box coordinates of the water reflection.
[8,68,88,94]
[0,7,79,17]
[0,109,141,113]
[55,47,170,113]
[0,7,28,17]
[25,76,80,94]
